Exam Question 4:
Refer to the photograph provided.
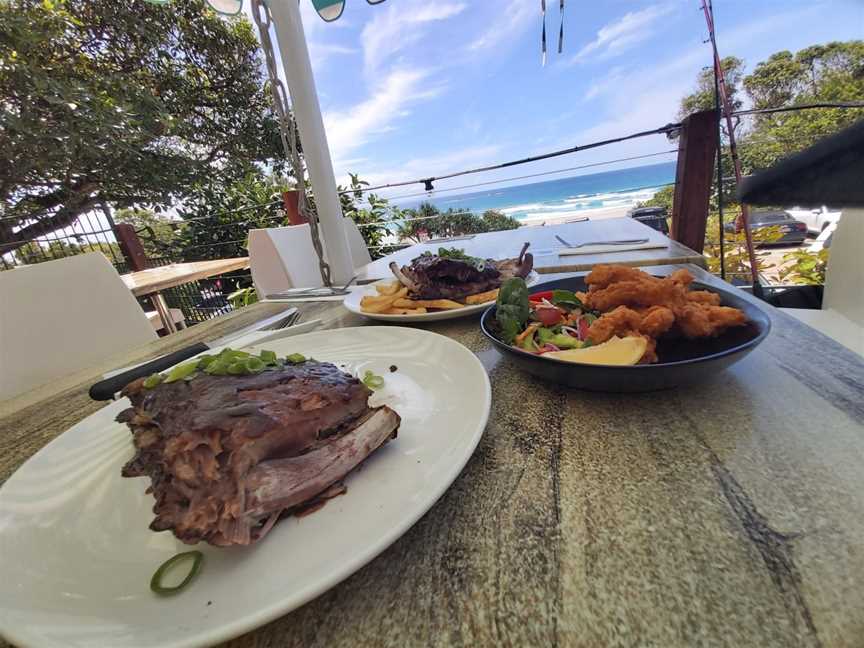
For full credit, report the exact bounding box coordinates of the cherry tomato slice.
[536,307,562,327]
[578,317,591,340]
[528,290,554,303]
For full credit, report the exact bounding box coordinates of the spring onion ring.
[362,370,384,390]
[150,550,204,596]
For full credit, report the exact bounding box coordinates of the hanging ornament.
[540,0,547,66]
[206,0,242,15]
[310,0,344,21]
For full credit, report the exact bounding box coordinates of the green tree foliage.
[780,248,829,285]
[338,173,401,259]
[678,42,864,173]
[678,56,744,124]
[481,209,521,232]
[636,185,674,212]
[0,0,282,255]
[739,42,864,170]
[176,174,288,261]
[13,238,122,265]
[115,208,182,259]
[397,203,520,243]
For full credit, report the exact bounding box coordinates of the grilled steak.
[389,242,533,300]
[117,361,400,546]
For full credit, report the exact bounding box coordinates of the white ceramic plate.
[0,327,491,648]
[344,271,540,322]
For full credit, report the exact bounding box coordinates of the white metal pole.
[266,0,354,284]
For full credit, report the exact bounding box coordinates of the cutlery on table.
[89,309,326,401]
[266,275,357,299]
[554,236,650,249]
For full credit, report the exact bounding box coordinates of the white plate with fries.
[345,273,539,322]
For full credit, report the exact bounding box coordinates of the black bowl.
[480,275,771,392]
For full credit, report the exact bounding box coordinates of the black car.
[627,206,669,234]
[723,210,807,246]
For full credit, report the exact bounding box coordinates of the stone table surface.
[1,264,863,648]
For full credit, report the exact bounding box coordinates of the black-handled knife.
[88,308,299,401]
[88,343,209,401]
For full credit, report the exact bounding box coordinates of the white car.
[786,206,842,236]
[809,220,837,252]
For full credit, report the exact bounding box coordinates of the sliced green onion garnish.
[143,373,164,389]
[286,353,306,364]
[150,550,203,596]
[164,361,199,383]
[245,357,265,373]
[259,350,278,365]
[362,370,384,390]
[227,361,246,375]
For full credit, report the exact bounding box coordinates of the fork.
[555,235,649,249]
[262,309,301,331]
[266,275,358,299]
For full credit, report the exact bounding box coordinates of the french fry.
[383,307,427,314]
[360,287,408,313]
[393,297,463,310]
[464,288,499,305]
[375,280,402,296]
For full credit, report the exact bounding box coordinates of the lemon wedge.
[543,336,647,365]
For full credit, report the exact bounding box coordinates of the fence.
[0,206,276,328]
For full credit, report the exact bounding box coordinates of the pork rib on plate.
[389,243,534,301]
[117,360,401,547]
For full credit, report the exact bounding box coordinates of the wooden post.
[671,109,718,253]
[282,190,307,226]
[114,223,148,271]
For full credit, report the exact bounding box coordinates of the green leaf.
[495,278,530,345]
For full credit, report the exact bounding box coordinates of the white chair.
[343,217,372,268]
[783,209,863,357]
[249,219,368,296]
[0,253,158,402]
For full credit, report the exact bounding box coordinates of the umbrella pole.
[266,0,354,284]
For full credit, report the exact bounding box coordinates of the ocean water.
[395,161,676,222]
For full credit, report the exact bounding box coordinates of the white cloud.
[571,4,674,64]
[360,1,466,76]
[324,68,444,169]
[469,0,535,51]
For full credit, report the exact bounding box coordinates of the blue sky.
[281,0,862,194]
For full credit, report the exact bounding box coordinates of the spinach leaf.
[550,289,585,310]
[496,277,530,344]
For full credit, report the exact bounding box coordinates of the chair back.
[248,225,324,296]
[823,208,863,326]
[0,253,157,402]
[248,219,367,295]
[343,217,372,269]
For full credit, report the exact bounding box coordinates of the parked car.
[724,210,808,246]
[785,206,842,236]
[627,206,669,234]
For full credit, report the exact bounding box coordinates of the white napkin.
[558,242,667,256]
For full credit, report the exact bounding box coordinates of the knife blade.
[88,308,299,401]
